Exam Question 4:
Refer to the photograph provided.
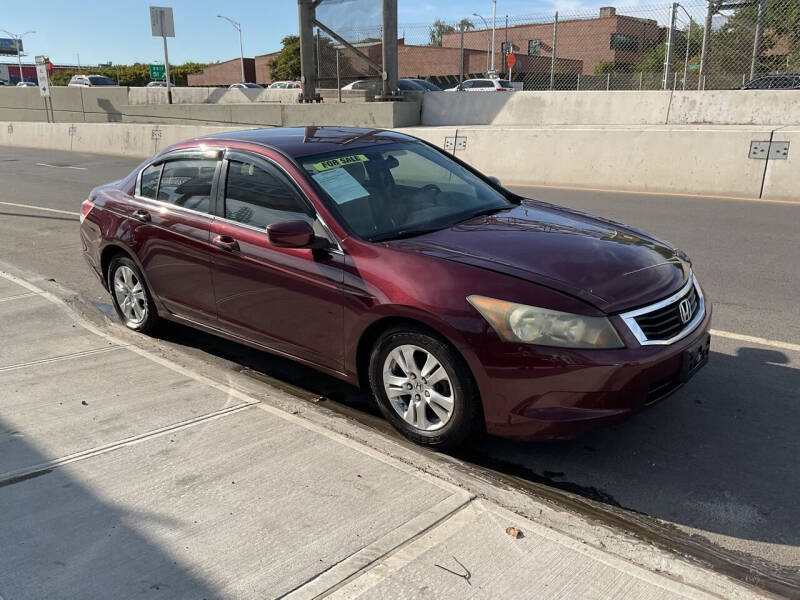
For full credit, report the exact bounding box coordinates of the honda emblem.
[678,299,692,324]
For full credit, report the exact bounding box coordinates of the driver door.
[208,151,346,372]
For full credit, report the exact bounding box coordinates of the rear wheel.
[368,328,481,449]
[108,256,158,334]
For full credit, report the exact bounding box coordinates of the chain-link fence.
[312,0,799,92]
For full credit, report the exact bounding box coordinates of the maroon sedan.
[80,127,711,448]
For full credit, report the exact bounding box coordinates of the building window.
[528,39,542,55]
[610,34,639,52]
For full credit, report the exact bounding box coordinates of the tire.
[368,327,481,449]
[107,255,159,334]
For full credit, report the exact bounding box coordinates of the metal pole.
[750,0,767,80]
[577,73,580,90]
[505,14,508,77]
[336,49,342,102]
[381,0,398,98]
[459,22,465,87]
[673,71,678,89]
[550,12,558,90]
[640,71,643,90]
[239,25,245,82]
[316,29,321,84]
[683,20,691,90]
[162,34,172,103]
[298,0,317,102]
[472,13,490,74]
[698,0,713,90]
[490,0,497,74]
[17,42,24,83]
[663,2,677,90]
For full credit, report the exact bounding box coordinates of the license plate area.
[681,333,710,382]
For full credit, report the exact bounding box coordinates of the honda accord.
[80,127,711,448]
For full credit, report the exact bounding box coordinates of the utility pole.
[1,30,35,83]
[698,0,714,89]
[750,0,767,80]
[218,15,245,83]
[472,13,490,74]
[663,2,678,90]
[490,0,497,75]
[298,0,317,101]
[459,21,465,87]
[381,0,398,97]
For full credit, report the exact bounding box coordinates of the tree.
[49,62,205,86]
[269,35,302,81]
[428,18,474,46]
[593,60,618,74]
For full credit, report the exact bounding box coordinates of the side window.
[139,163,162,199]
[224,160,312,229]
[473,80,494,88]
[157,159,217,213]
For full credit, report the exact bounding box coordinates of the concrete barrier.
[399,124,778,199]
[761,126,800,201]
[420,90,800,127]
[1,121,795,200]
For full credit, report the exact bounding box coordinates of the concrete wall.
[398,124,792,201]
[0,87,419,128]
[1,121,795,201]
[421,90,800,127]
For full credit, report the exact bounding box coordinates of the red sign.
[506,53,516,69]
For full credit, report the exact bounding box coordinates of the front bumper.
[475,301,712,441]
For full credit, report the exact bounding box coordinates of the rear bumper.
[477,303,712,441]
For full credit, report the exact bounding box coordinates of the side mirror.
[267,220,315,248]
[487,176,502,187]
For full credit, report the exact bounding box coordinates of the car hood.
[387,200,690,313]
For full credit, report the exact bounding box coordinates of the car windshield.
[88,76,115,85]
[300,142,513,242]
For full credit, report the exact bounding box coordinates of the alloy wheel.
[113,265,148,325]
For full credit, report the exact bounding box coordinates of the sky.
[0,0,649,67]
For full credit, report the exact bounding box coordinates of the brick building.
[442,7,665,75]
[186,57,256,86]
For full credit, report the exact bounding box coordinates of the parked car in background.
[68,74,118,87]
[229,82,264,89]
[445,78,515,91]
[80,126,711,449]
[146,80,174,88]
[268,81,301,89]
[341,78,427,92]
[740,74,800,89]
[407,78,442,91]
[16,81,37,87]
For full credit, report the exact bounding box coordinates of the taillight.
[496,87,508,91]
[80,199,94,224]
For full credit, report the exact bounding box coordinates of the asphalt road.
[1,146,798,575]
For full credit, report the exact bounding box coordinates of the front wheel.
[368,328,481,449]
[108,255,158,334]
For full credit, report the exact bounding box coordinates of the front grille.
[633,284,699,341]
[645,374,683,406]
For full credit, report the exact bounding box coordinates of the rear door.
[130,150,221,324]
[208,150,345,371]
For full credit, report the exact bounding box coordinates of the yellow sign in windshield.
[313,154,368,172]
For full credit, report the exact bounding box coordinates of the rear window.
[88,76,116,86]
[139,164,162,199]
[498,80,512,88]
[157,159,217,213]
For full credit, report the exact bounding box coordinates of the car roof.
[197,126,417,159]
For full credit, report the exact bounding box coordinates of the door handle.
[212,235,239,252]
[132,209,151,223]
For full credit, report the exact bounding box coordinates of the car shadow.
[153,320,800,550]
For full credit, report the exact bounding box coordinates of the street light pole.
[472,13,490,74]
[218,15,245,83]
[2,29,35,83]
[490,0,497,74]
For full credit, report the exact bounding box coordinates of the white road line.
[0,292,37,304]
[35,162,87,170]
[0,201,79,217]
[711,329,800,353]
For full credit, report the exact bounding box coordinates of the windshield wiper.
[371,227,444,242]
[460,205,511,222]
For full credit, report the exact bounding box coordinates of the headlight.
[467,295,624,349]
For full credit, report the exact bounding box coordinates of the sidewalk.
[0,269,767,600]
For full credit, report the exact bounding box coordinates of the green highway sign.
[687,64,700,71]
[149,64,165,79]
